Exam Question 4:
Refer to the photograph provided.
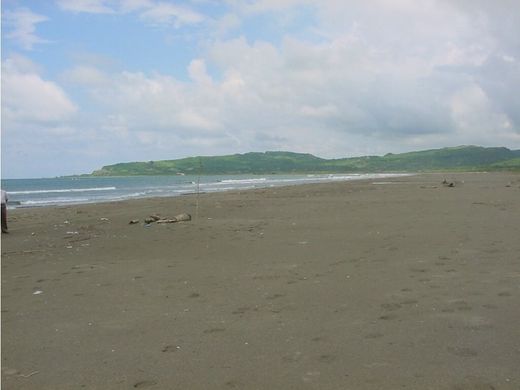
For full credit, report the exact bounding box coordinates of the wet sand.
[2,172,520,389]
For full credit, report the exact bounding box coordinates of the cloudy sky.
[2,0,520,178]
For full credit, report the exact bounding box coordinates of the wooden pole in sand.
[195,157,202,221]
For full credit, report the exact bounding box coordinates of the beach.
[2,172,519,389]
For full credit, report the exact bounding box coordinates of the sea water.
[1,173,411,209]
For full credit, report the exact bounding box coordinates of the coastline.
[1,172,412,210]
[2,172,520,389]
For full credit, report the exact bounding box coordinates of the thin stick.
[2,249,46,255]
[195,157,202,221]
[19,371,39,378]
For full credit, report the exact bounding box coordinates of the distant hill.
[91,146,520,176]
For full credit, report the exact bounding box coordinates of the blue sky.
[2,0,520,178]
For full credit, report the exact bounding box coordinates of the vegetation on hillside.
[91,146,520,176]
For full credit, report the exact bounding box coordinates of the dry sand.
[2,172,520,389]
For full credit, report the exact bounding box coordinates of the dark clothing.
[1,204,7,233]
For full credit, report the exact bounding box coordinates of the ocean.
[1,173,411,209]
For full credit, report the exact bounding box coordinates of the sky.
[1,0,520,178]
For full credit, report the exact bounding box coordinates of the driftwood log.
[156,213,192,224]
[139,213,192,225]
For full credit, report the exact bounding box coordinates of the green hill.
[91,146,520,176]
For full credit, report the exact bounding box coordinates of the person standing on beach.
[1,189,8,233]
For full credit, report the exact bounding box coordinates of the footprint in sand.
[318,354,336,363]
[410,268,429,273]
[364,332,384,339]
[379,313,398,321]
[450,383,496,390]
[400,299,418,305]
[447,346,478,357]
[203,328,226,334]
[232,306,255,315]
[443,300,473,312]
[266,293,286,300]
[380,303,402,311]
[498,291,511,297]
[224,380,240,388]
[134,380,157,388]
[464,323,494,331]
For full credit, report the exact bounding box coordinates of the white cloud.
[2,56,78,124]
[3,8,49,50]
[62,65,112,87]
[56,0,115,14]
[4,0,520,178]
[300,104,339,118]
[53,11,519,164]
[450,83,520,147]
[188,59,213,85]
[139,2,205,27]
[56,0,205,27]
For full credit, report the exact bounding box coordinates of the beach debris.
[33,290,43,295]
[174,213,191,222]
[129,219,140,225]
[100,217,109,221]
[19,371,39,378]
[134,380,159,388]
[162,345,181,353]
[143,213,191,225]
[156,219,177,224]
[442,179,455,187]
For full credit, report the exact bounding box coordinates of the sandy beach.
[2,172,519,389]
